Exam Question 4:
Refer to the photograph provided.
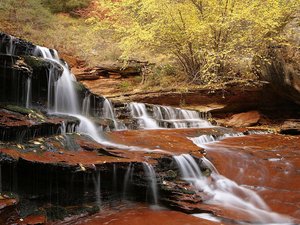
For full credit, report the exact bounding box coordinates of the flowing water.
[189,132,244,148]
[153,105,212,128]
[93,171,101,208]
[129,102,159,129]
[143,162,158,205]
[25,77,31,108]
[0,35,296,224]
[173,154,293,224]
[103,97,126,130]
[129,102,212,129]
[123,163,133,199]
[82,92,91,116]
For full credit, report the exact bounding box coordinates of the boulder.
[225,111,261,127]
[75,60,148,81]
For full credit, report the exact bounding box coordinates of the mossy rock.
[23,56,63,77]
[3,105,33,115]
[164,170,178,180]
[45,205,68,221]
[73,81,87,93]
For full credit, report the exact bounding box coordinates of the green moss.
[23,56,48,70]
[45,205,68,221]
[164,170,177,180]
[3,105,33,115]
[73,81,86,93]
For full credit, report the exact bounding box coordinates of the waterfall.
[82,92,91,116]
[6,35,16,55]
[143,162,158,205]
[113,164,117,193]
[93,171,101,208]
[189,133,244,148]
[123,163,133,199]
[173,154,293,224]
[128,102,212,129]
[33,46,110,145]
[129,102,159,129]
[47,66,57,110]
[103,97,126,130]
[25,77,32,108]
[153,105,212,128]
[34,46,79,114]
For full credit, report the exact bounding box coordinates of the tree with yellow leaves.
[101,0,300,83]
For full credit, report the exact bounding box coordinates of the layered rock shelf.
[0,32,299,225]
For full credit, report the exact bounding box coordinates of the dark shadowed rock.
[0,32,36,56]
[280,119,300,135]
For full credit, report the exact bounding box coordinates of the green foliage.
[102,0,300,83]
[0,0,121,66]
[41,0,92,13]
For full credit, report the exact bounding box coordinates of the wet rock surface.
[53,204,224,225]
[1,32,300,225]
[201,134,300,221]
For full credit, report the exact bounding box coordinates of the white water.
[47,66,57,110]
[25,77,31,108]
[93,171,101,208]
[123,163,133,199]
[143,162,158,205]
[174,154,293,224]
[129,102,212,129]
[5,35,16,55]
[189,132,244,148]
[34,46,79,114]
[82,93,91,116]
[153,105,212,128]
[34,46,111,146]
[103,97,126,130]
[129,102,159,129]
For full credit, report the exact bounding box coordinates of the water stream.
[25,77,32,108]
[183,132,295,224]
[0,35,296,224]
[174,154,292,224]
[129,102,212,129]
[143,162,158,205]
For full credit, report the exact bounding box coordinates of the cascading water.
[129,102,212,129]
[123,163,133,199]
[189,132,244,148]
[129,102,159,129]
[93,171,101,208]
[173,154,293,224]
[82,92,91,116]
[103,97,126,130]
[153,105,212,128]
[34,46,79,113]
[5,35,16,55]
[33,46,109,143]
[25,77,32,108]
[143,162,158,205]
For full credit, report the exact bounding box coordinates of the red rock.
[225,111,261,127]
[20,215,46,225]
[54,204,224,225]
[203,134,300,220]
[0,197,19,224]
